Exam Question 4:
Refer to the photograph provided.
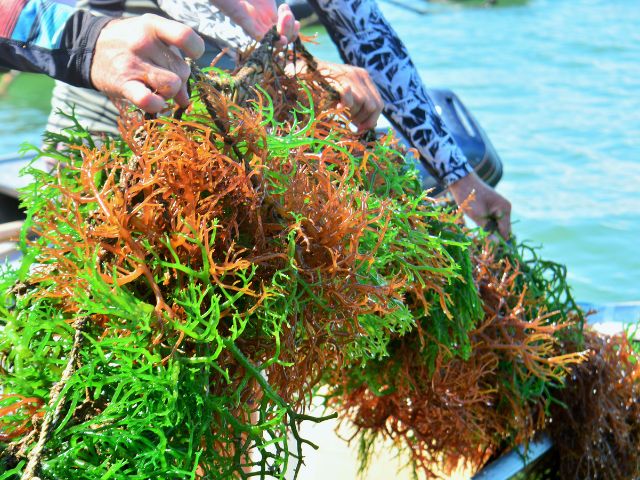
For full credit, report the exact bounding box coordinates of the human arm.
[306,0,512,237]
[0,0,111,88]
[0,1,204,112]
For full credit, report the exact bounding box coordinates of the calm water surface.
[0,0,638,307]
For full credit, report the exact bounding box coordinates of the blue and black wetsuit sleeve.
[0,0,111,88]
[305,0,473,186]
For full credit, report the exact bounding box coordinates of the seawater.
[0,0,638,304]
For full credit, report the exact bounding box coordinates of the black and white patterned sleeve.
[306,0,473,185]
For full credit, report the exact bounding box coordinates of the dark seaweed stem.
[189,27,281,107]
[188,27,339,107]
[291,37,341,103]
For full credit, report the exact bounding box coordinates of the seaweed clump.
[549,329,640,480]
[0,33,476,479]
[0,29,638,480]
[324,239,586,477]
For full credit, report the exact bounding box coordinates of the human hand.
[91,14,205,113]
[448,172,512,240]
[317,61,384,131]
[210,1,300,43]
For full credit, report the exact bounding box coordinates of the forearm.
[307,0,473,185]
[0,0,110,88]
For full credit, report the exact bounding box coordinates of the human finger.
[148,45,192,108]
[145,14,205,59]
[277,4,298,43]
[174,84,190,108]
[350,100,368,127]
[121,79,166,113]
[251,1,278,28]
[337,84,354,111]
[149,45,190,84]
[350,84,381,129]
[361,76,383,128]
[496,204,512,240]
[143,65,184,101]
[293,20,300,39]
[346,80,368,119]
[344,70,382,130]
[353,93,383,130]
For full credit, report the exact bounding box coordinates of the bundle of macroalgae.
[1,31,639,480]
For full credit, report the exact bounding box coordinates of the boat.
[472,300,640,480]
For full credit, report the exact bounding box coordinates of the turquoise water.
[0,0,638,303]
